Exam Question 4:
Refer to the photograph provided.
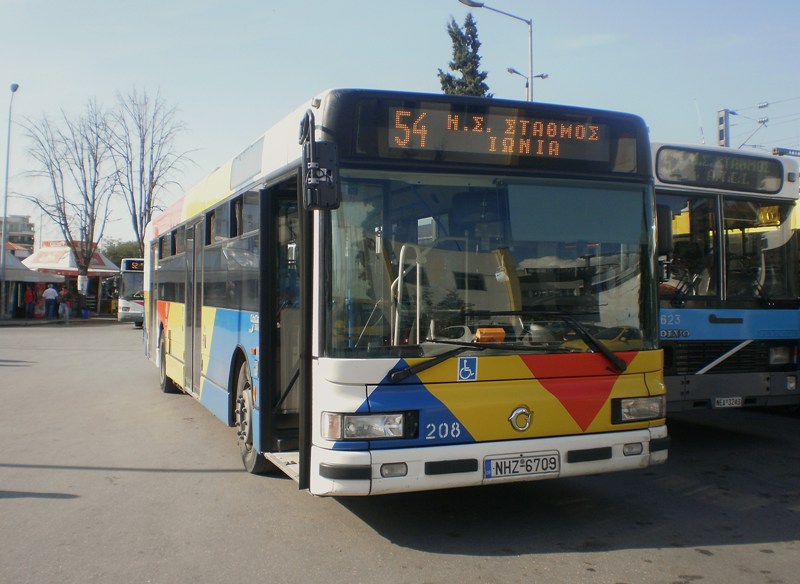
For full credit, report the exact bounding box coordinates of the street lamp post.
[458,0,534,101]
[1,82,20,320]
[507,68,548,100]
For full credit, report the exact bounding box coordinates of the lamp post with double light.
[1,82,20,320]
[458,0,534,101]
[507,68,548,100]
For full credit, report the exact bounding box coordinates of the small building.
[23,241,119,314]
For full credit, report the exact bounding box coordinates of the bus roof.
[147,88,653,240]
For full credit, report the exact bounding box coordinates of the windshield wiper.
[753,279,775,307]
[389,343,487,383]
[559,315,627,373]
[462,309,627,373]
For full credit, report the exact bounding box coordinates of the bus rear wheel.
[234,361,274,474]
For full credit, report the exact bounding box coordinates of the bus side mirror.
[301,140,339,210]
[656,203,673,256]
[299,109,340,210]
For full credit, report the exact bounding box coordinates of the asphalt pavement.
[2,322,799,584]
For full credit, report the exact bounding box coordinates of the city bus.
[117,257,144,327]
[655,143,800,411]
[144,89,669,496]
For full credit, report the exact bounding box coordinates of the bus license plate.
[714,396,743,408]
[484,452,560,479]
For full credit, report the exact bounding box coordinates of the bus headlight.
[322,412,413,440]
[612,395,666,423]
[769,346,794,366]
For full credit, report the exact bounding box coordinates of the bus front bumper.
[308,425,668,496]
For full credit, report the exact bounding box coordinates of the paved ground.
[1,323,799,584]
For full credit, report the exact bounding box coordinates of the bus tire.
[235,360,274,474]
[159,335,179,394]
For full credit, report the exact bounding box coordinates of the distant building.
[0,215,35,258]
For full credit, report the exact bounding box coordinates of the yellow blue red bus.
[144,89,669,496]
[655,143,800,411]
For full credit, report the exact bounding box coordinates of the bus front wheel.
[234,361,273,474]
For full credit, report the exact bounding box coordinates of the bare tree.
[107,88,190,257]
[24,100,115,295]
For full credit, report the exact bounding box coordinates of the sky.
[2,0,800,243]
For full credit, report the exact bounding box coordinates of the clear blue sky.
[3,0,799,242]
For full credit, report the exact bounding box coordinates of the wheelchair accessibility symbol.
[458,356,478,381]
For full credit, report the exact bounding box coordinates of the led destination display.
[388,105,611,163]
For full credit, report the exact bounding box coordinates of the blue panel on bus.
[660,308,800,341]
[364,368,475,449]
[205,308,259,394]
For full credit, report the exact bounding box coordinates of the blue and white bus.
[655,143,800,411]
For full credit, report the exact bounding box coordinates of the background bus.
[117,257,144,327]
[655,143,800,411]
[144,89,668,496]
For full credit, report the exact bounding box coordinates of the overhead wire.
[725,96,800,151]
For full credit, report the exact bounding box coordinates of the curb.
[0,317,122,328]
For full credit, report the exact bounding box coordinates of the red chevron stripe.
[520,352,638,431]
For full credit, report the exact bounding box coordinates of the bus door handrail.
[392,243,427,346]
[274,364,300,411]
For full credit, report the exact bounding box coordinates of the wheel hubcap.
[236,382,254,450]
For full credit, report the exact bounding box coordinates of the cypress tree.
[438,13,492,98]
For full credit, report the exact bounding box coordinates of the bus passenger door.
[185,220,203,394]
[260,181,301,457]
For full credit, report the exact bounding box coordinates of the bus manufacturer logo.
[508,406,533,432]
[660,329,690,338]
[458,356,477,381]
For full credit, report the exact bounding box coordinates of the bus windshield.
[120,270,144,301]
[659,192,798,302]
[328,169,655,357]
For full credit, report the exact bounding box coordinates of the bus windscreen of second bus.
[118,258,144,326]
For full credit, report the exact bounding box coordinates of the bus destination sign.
[122,259,144,271]
[656,146,784,194]
[388,105,611,164]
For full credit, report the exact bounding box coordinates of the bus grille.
[663,341,769,376]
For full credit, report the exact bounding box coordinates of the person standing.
[58,286,72,323]
[24,285,36,319]
[42,284,58,320]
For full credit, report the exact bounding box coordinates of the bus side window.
[242,191,259,233]
[206,211,215,245]
[215,203,229,241]
[231,197,244,237]
[174,226,186,254]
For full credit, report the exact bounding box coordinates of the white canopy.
[22,242,119,277]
